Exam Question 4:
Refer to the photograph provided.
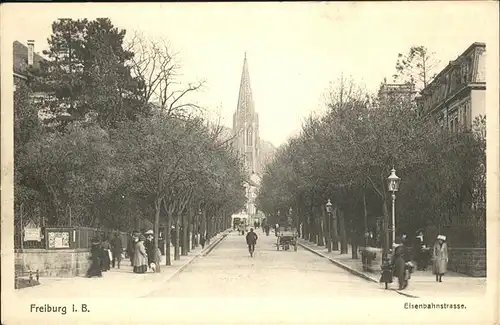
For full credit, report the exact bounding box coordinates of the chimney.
[27,40,35,66]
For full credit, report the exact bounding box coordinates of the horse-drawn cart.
[276,227,298,251]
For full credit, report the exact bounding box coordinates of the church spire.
[237,53,254,115]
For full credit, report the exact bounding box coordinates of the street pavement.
[10,230,491,325]
[298,239,486,298]
[145,230,405,298]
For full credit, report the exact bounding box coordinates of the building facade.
[13,40,45,88]
[416,42,486,131]
[378,80,417,107]
[232,53,261,176]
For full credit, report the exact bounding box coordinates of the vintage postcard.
[1,2,499,325]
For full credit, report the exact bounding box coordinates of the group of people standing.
[87,232,124,278]
[87,229,162,278]
[127,230,162,274]
[381,231,449,290]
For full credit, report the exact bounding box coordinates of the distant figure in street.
[433,235,448,282]
[413,231,426,270]
[111,231,123,269]
[200,235,206,249]
[275,223,279,236]
[133,235,148,274]
[127,230,138,264]
[392,243,407,290]
[144,230,156,271]
[246,228,258,257]
[87,237,103,278]
[101,237,111,272]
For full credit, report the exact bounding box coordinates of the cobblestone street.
[146,230,405,298]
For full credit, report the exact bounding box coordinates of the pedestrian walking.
[432,235,448,282]
[246,228,258,257]
[133,235,148,274]
[87,237,103,278]
[111,231,123,269]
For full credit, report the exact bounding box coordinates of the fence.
[15,226,131,251]
[14,203,153,250]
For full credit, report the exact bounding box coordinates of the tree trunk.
[317,206,325,246]
[174,216,181,260]
[200,209,207,246]
[323,206,331,252]
[382,199,390,259]
[153,198,161,273]
[363,191,368,247]
[332,206,339,251]
[191,218,196,249]
[182,212,189,256]
[338,209,348,254]
[164,212,172,266]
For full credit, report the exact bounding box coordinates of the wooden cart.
[276,227,298,251]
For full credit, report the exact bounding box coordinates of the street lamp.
[325,199,335,252]
[387,167,400,247]
[325,199,332,214]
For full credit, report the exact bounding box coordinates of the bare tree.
[127,32,206,118]
[393,45,440,91]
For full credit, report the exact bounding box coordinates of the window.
[246,127,252,146]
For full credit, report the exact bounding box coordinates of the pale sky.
[3,2,498,147]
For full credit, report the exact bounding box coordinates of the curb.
[141,231,229,297]
[298,240,420,298]
[298,241,378,283]
[166,231,229,278]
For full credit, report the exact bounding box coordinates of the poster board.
[47,231,71,249]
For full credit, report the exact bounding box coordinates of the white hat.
[145,230,154,235]
[437,235,446,241]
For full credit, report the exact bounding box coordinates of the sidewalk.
[15,231,230,299]
[299,239,486,298]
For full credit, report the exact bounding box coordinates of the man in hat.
[111,231,123,269]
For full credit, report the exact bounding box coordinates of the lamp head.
[387,167,400,192]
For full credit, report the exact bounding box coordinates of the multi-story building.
[378,80,417,106]
[416,42,486,131]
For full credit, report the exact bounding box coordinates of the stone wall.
[15,249,91,277]
[371,246,486,277]
[448,248,486,277]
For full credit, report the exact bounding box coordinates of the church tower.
[233,53,260,176]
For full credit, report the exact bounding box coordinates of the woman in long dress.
[133,235,148,274]
[87,238,103,278]
[433,235,448,282]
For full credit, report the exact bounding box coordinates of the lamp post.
[326,199,333,252]
[387,167,401,247]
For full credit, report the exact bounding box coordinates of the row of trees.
[256,60,486,256]
[14,18,247,264]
